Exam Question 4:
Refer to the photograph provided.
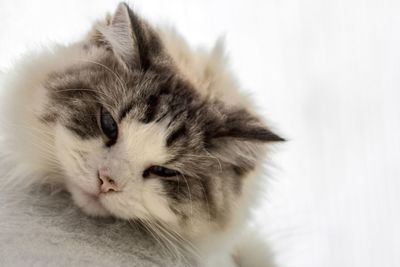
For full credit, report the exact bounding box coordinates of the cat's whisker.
[54,88,117,111]
[149,222,188,265]
[74,58,127,98]
[203,149,223,174]
[151,220,199,266]
[6,130,56,154]
[55,88,109,98]
[68,150,85,171]
[1,138,60,173]
[51,95,114,112]
[0,119,55,136]
[139,218,179,261]
[140,197,180,260]
[136,219,165,251]
[139,199,192,263]
[151,220,184,246]
[200,183,212,224]
[155,220,198,254]
[3,135,58,162]
[2,140,56,160]
[180,173,194,226]
[136,219,165,250]
[141,195,199,261]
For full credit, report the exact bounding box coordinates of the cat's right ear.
[90,2,161,71]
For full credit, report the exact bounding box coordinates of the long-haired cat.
[0,3,283,266]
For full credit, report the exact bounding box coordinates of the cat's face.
[41,3,283,236]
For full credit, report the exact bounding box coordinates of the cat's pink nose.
[98,169,119,193]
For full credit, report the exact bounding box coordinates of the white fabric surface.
[0,1,399,267]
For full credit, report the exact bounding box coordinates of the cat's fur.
[0,3,283,267]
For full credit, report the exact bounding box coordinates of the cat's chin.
[67,184,111,217]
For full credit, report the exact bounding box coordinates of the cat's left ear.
[91,2,163,70]
[209,109,285,143]
[204,108,284,172]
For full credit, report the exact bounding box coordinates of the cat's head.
[41,3,283,237]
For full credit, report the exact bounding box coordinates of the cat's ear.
[208,109,284,143]
[92,2,162,70]
[205,109,284,173]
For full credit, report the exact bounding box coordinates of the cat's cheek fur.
[141,179,179,224]
[100,179,178,224]
[54,124,103,195]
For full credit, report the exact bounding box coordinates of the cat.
[0,3,283,267]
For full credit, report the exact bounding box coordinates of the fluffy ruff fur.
[0,3,282,267]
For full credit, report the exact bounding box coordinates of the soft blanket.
[0,186,188,267]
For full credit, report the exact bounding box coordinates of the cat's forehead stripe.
[166,124,187,147]
[140,94,159,123]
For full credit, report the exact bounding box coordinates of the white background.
[0,1,399,267]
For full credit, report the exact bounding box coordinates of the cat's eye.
[143,165,180,178]
[100,107,118,145]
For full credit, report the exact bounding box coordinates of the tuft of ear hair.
[210,108,285,143]
[204,108,284,175]
[93,2,163,71]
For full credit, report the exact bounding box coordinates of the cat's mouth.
[68,182,112,217]
[73,183,101,198]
